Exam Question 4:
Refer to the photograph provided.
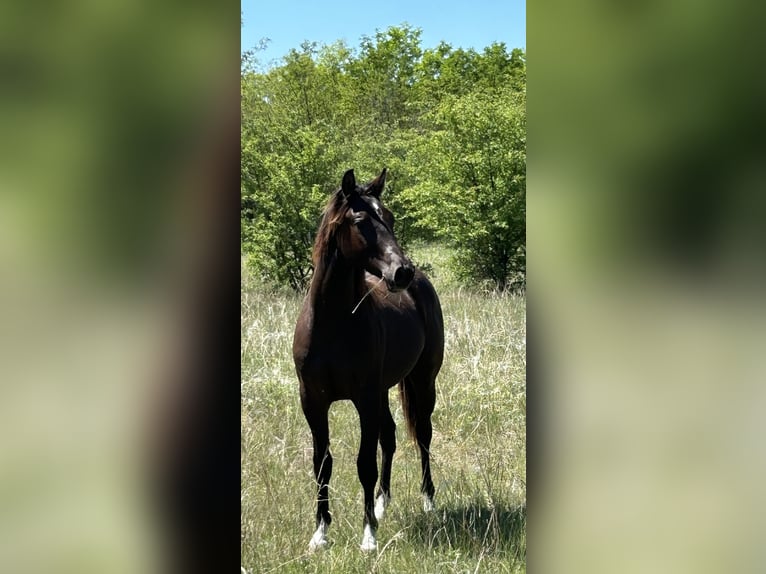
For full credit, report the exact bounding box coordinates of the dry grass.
[241,243,526,573]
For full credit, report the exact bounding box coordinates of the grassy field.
[241,243,526,573]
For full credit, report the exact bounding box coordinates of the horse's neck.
[308,251,365,319]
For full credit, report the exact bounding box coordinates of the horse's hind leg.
[417,423,435,511]
[375,392,396,521]
[301,398,332,551]
[404,372,437,512]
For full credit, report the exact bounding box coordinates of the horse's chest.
[299,328,372,372]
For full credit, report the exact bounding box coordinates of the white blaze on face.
[360,524,378,552]
[308,519,329,552]
[368,197,382,216]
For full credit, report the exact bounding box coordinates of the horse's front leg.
[301,397,332,551]
[354,396,381,552]
[375,392,396,521]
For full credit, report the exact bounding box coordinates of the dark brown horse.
[293,168,444,552]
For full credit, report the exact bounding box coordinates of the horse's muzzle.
[390,264,414,291]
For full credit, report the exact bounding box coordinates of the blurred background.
[0,1,239,572]
[531,0,766,572]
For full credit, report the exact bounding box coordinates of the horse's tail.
[398,378,418,442]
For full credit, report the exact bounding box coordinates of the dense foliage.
[241,25,525,291]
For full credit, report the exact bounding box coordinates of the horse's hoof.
[374,493,390,521]
[308,520,329,552]
[309,536,329,552]
[360,524,378,552]
[309,539,328,552]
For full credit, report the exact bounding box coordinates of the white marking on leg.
[360,523,378,552]
[308,519,329,552]
[423,493,435,512]
[374,493,390,521]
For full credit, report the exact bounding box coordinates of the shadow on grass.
[407,501,526,562]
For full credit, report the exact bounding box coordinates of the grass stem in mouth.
[351,276,385,314]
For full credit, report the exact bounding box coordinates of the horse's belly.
[381,315,425,386]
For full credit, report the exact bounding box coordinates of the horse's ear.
[341,169,357,199]
[366,168,387,198]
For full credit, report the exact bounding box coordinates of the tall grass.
[241,243,526,573]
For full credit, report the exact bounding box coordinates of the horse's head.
[334,168,414,292]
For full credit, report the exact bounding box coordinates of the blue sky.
[241,0,525,67]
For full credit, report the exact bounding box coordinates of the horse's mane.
[311,189,349,268]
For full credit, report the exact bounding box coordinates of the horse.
[292,168,444,552]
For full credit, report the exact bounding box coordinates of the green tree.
[241,43,345,289]
[401,84,526,290]
[347,24,422,126]
[240,25,526,291]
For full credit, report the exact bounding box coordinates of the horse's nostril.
[394,266,414,288]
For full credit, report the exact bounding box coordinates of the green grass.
[241,243,526,573]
